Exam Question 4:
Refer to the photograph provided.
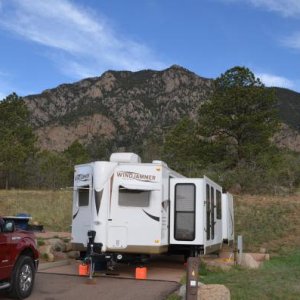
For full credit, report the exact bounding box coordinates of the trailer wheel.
[9,255,35,299]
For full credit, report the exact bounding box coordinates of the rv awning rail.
[119,183,160,191]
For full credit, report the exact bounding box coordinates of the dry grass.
[1,189,300,254]
[0,189,72,232]
[234,194,300,254]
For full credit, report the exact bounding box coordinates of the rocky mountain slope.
[24,65,300,153]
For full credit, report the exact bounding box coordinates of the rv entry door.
[169,179,203,245]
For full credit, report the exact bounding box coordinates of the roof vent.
[110,153,141,163]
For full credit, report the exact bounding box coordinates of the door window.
[174,184,195,241]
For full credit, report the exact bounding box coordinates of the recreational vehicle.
[71,153,234,264]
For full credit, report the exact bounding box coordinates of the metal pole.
[237,235,243,265]
[186,257,199,300]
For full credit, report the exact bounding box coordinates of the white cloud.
[0,0,166,79]
[282,32,300,50]
[256,72,295,89]
[248,0,300,17]
[222,0,300,17]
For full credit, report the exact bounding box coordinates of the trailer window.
[216,190,222,220]
[206,184,210,240]
[211,186,215,240]
[78,186,89,206]
[174,183,195,241]
[119,187,150,207]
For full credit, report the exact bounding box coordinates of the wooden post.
[186,257,199,300]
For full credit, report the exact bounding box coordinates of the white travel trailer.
[71,153,234,262]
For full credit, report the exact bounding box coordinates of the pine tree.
[198,66,279,166]
[0,93,36,188]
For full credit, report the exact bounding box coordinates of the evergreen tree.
[198,66,279,167]
[64,140,89,166]
[0,93,36,188]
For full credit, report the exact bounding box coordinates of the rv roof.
[110,152,141,164]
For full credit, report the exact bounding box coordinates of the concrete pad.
[39,255,186,282]
[0,273,180,300]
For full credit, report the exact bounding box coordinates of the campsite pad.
[0,273,180,300]
[39,255,186,282]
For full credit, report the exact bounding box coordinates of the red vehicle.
[0,217,39,299]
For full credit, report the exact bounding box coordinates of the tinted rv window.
[78,186,89,206]
[211,186,215,240]
[216,190,222,219]
[206,184,210,240]
[119,187,150,207]
[174,184,195,241]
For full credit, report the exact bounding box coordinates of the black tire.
[9,255,35,299]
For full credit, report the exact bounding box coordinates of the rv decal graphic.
[117,171,157,182]
[75,173,90,182]
[142,209,160,222]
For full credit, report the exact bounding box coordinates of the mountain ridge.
[23,65,300,153]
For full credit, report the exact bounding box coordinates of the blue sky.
[0,0,299,99]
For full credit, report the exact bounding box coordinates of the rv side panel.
[222,192,234,243]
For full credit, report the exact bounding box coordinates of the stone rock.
[39,245,55,262]
[239,252,270,269]
[67,251,80,259]
[198,284,231,300]
[46,238,66,252]
[35,231,71,239]
[39,245,53,256]
[178,284,186,298]
[65,242,73,252]
[204,258,233,271]
[240,253,261,269]
[47,253,55,262]
[251,253,269,262]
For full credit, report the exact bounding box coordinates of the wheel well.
[19,248,34,259]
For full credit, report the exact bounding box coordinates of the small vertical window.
[206,184,210,240]
[211,186,215,240]
[216,190,222,220]
[78,186,89,206]
[174,184,195,241]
